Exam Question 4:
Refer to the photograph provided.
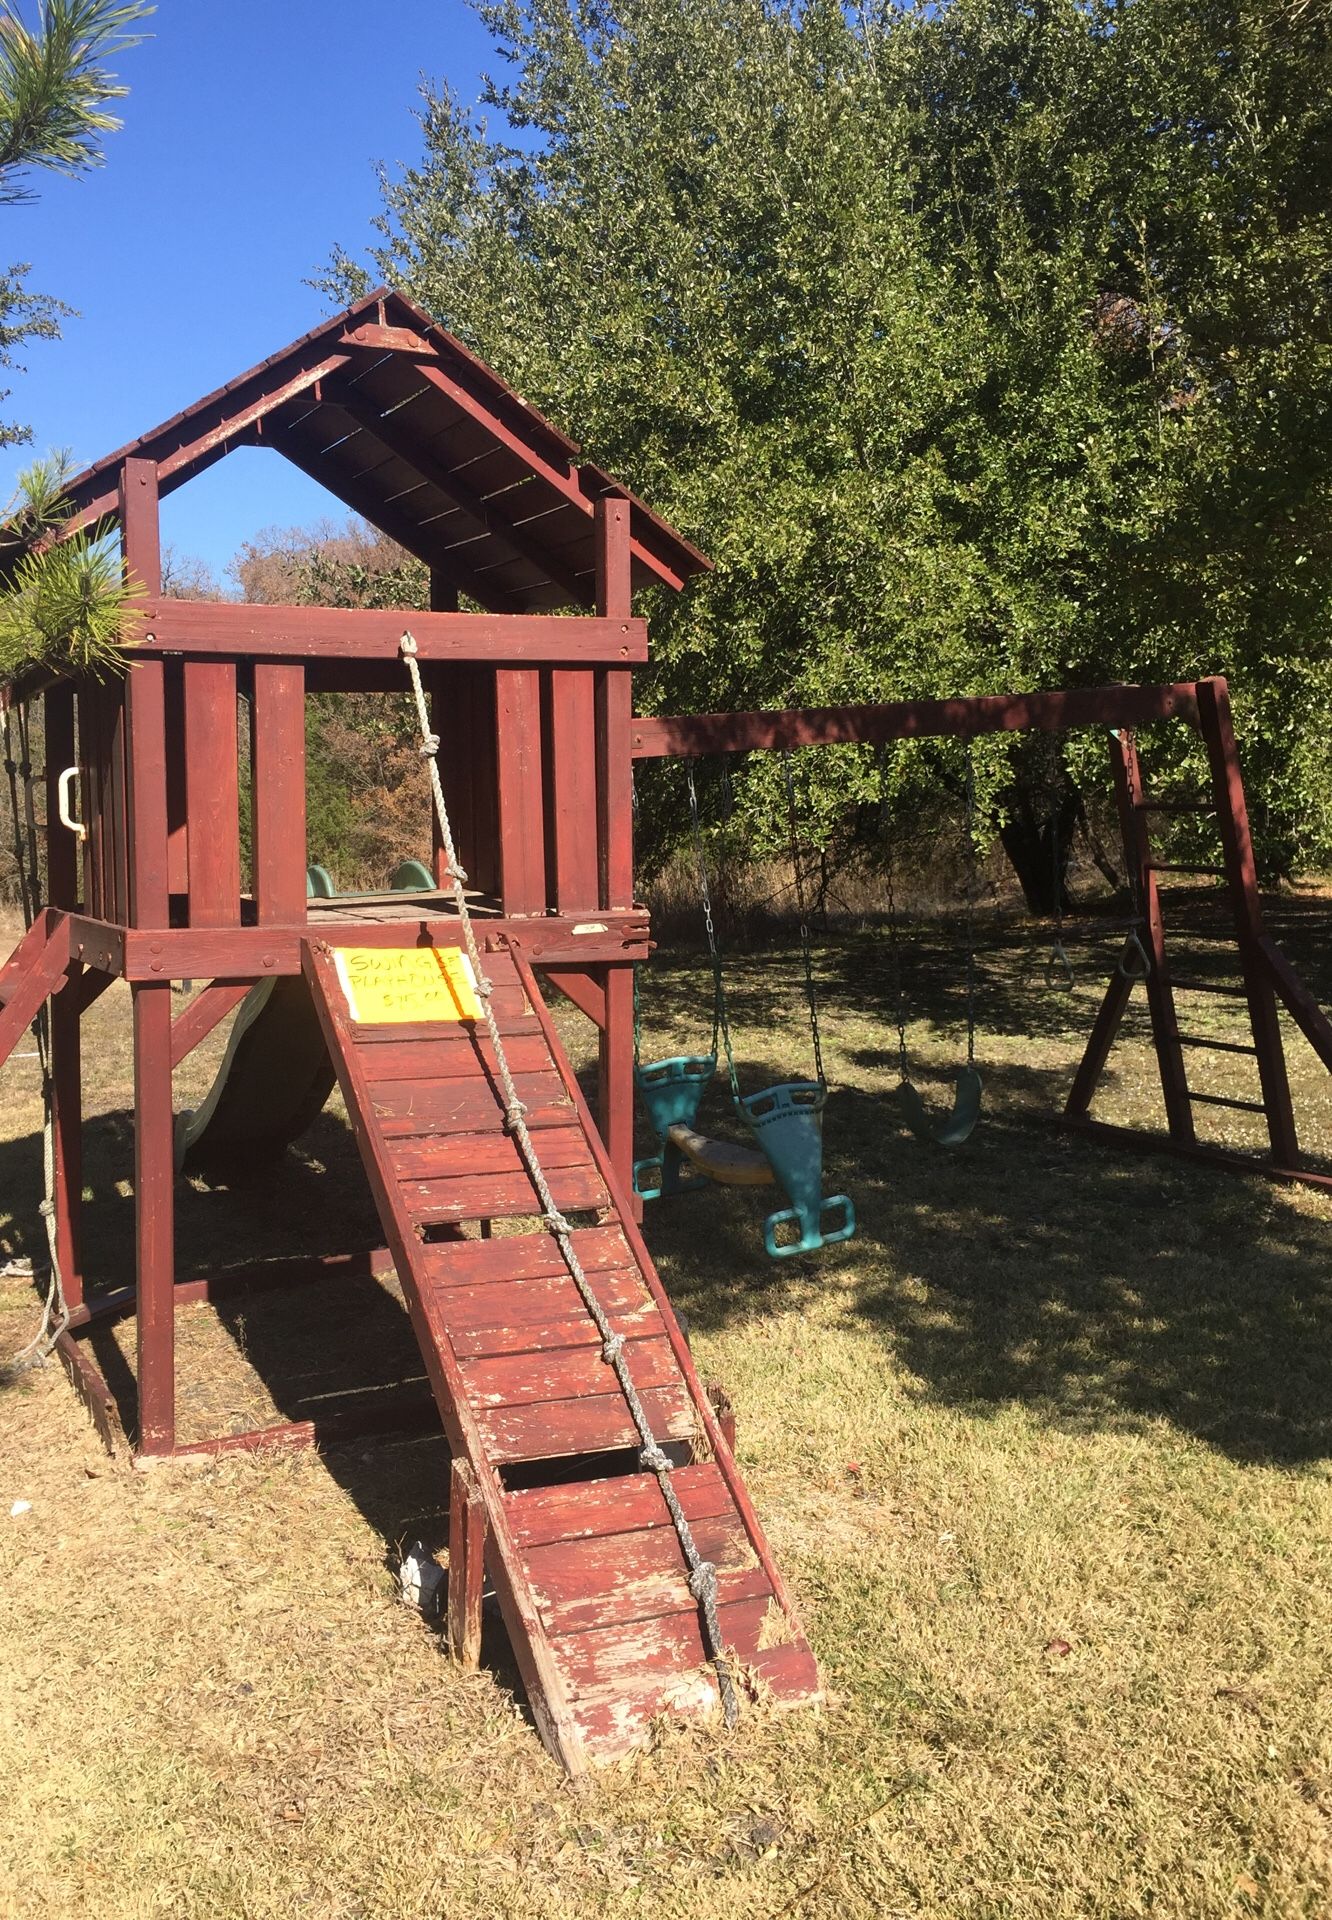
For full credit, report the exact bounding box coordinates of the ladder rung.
[1148,862,1227,877]
[1188,1091,1268,1114]
[1173,1033,1258,1057]
[1169,978,1250,998]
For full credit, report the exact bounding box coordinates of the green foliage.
[0,453,141,677]
[322,0,1332,884]
[0,0,151,442]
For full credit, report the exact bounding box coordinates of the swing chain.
[877,746,911,1083]
[401,635,739,1727]
[961,741,978,1070]
[780,751,826,1090]
[685,760,741,1105]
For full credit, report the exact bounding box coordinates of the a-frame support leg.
[1113,728,1195,1142]
[447,1456,487,1671]
[1195,680,1298,1164]
[50,967,84,1310]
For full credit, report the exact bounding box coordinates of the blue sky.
[1,0,500,583]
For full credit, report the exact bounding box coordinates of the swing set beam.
[630,676,1332,1198]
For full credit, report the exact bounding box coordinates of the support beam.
[594,495,635,913]
[447,1457,487,1670]
[131,598,647,663]
[170,980,256,1068]
[120,458,170,929]
[133,983,175,1456]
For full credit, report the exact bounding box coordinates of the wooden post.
[251,663,307,923]
[1195,678,1299,1164]
[593,496,637,1191]
[1109,729,1195,1144]
[447,1456,487,1670]
[133,982,175,1455]
[120,459,170,930]
[50,966,83,1310]
[495,668,545,914]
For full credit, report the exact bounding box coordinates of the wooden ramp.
[303,935,820,1773]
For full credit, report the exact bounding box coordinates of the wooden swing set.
[1,290,1330,1774]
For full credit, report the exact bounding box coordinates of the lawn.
[1,892,1331,1919]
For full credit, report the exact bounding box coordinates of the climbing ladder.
[303,935,820,1774]
[1065,681,1332,1181]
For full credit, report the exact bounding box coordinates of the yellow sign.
[333,945,483,1025]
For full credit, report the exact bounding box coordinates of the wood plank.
[399,1159,608,1226]
[448,1297,662,1359]
[120,460,170,929]
[539,1551,767,1640]
[360,1032,554,1082]
[594,495,634,913]
[546,670,600,912]
[478,1382,695,1463]
[505,1463,733,1549]
[390,1122,592,1183]
[183,660,241,927]
[420,1222,634,1288]
[251,662,307,924]
[496,668,546,914]
[43,684,80,909]
[429,1266,649,1338]
[555,1593,775,1696]
[631,684,1204,758]
[373,1070,571,1137]
[133,601,648,664]
[447,1458,487,1671]
[458,1334,680,1409]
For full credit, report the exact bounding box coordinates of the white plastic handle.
[57,766,87,842]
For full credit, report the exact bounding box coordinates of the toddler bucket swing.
[633,757,856,1259]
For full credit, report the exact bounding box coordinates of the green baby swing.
[632,757,856,1259]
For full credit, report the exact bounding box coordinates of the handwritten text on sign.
[333,946,483,1025]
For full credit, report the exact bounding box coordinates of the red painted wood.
[1063,968,1135,1119]
[1109,732,1194,1143]
[183,660,241,927]
[1061,1114,1332,1194]
[430,1269,649,1341]
[594,495,635,912]
[251,662,307,923]
[542,969,606,1028]
[301,938,589,1772]
[1196,679,1299,1164]
[120,459,171,930]
[447,1458,487,1670]
[448,1297,662,1358]
[429,572,460,888]
[51,963,83,1308]
[124,657,171,926]
[496,668,546,914]
[360,1032,554,1082]
[459,1334,680,1410]
[506,943,808,1632]
[43,684,79,909]
[170,980,256,1068]
[478,1383,695,1464]
[54,1328,124,1456]
[0,912,70,1070]
[133,983,175,1455]
[420,1222,634,1288]
[111,915,649,982]
[66,1247,397,1330]
[106,678,129,924]
[389,1123,591,1181]
[1257,933,1332,1074]
[598,965,636,1199]
[132,600,648,664]
[632,683,1204,758]
[166,1390,441,1461]
[373,1071,572,1136]
[506,1464,733,1549]
[539,1559,770,1642]
[400,1160,608,1227]
[554,1593,773,1691]
[546,670,600,912]
[161,659,189,897]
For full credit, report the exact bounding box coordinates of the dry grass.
[2,895,1332,1918]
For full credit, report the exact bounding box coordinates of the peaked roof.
[26,288,710,612]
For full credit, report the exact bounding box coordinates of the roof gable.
[25,289,709,611]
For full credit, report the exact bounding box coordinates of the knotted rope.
[399,634,738,1726]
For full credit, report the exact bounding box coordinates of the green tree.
[323,0,1332,888]
[0,0,151,446]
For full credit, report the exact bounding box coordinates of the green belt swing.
[633,757,856,1260]
[881,739,984,1147]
